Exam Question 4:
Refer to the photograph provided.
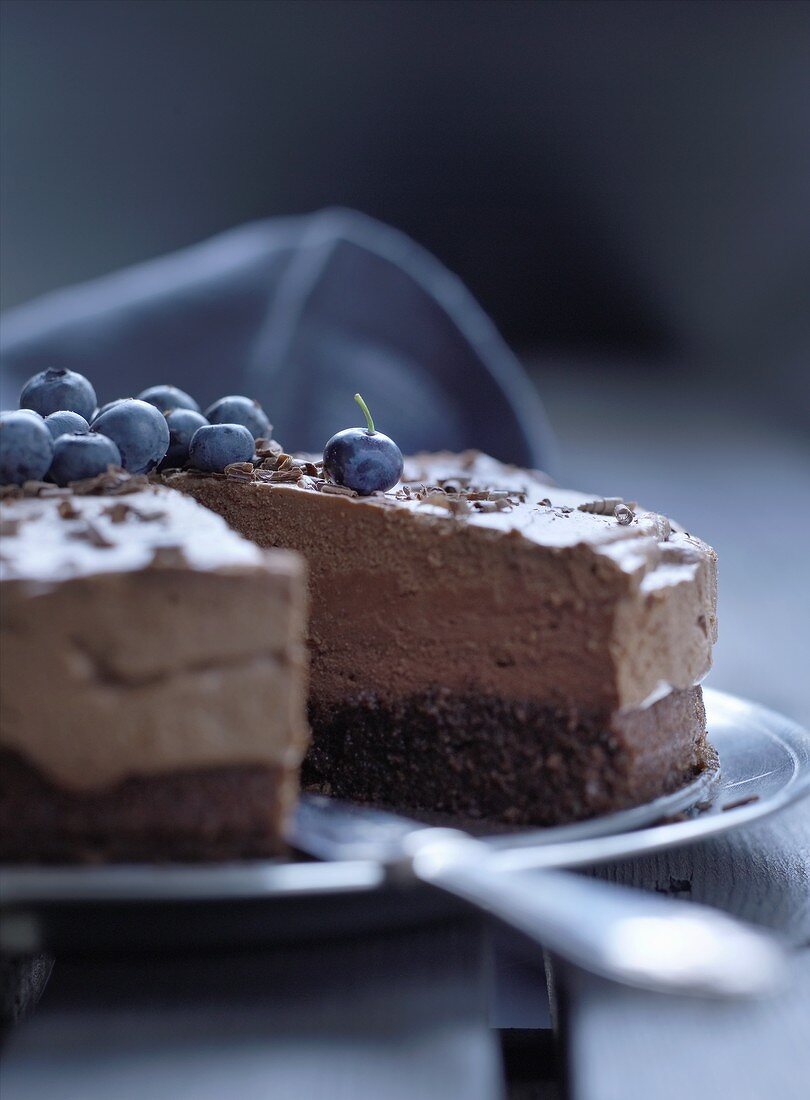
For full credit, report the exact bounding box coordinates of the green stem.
[354,393,375,434]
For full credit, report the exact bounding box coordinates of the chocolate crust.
[303,686,711,826]
[0,751,290,863]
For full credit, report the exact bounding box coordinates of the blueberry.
[20,368,96,421]
[0,410,54,485]
[323,394,404,495]
[49,432,122,486]
[188,423,255,472]
[44,410,90,439]
[137,384,201,414]
[92,398,170,473]
[161,408,209,469]
[205,395,270,440]
[91,398,129,424]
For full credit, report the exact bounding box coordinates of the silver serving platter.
[1,688,808,952]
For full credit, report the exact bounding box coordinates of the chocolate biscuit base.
[304,686,712,826]
[163,451,718,826]
[0,750,288,863]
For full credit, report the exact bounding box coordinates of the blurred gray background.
[1,0,808,722]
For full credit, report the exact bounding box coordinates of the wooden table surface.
[557,796,810,1100]
[2,794,806,1099]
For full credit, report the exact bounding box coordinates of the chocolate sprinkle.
[57,500,81,521]
[69,520,114,549]
[102,502,133,524]
[0,516,22,536]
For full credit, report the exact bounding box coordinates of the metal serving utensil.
[289,794,786,999]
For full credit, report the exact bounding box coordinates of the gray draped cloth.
[0,208,554,471]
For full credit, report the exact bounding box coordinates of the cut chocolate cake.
[0,478,308,861]
[163,450,718,826]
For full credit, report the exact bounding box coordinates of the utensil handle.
[412,847,785,998]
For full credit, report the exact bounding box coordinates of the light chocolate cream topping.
[164,450,718,716]
[0,486,309,790]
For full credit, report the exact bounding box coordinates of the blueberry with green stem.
[323,394,404,495]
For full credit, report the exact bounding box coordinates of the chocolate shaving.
[22,480,52,497]
[69,466,150,496]
[100,500,164,523]
[224,461,256,482]
[58,499,81,520]
[578,497,627,515]
[0,516,22,536]
[638,511,672,541]
[419,493,470,516]
[442,497,471,516]
[37,486,73,499]
[0,485,24,500]
[319,482,358,497]
[102,502,133,523]
[69,520,114,548]
[255,467,303,483]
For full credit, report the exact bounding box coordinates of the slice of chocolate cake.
[163,450,718,826]
[0,479,308,861]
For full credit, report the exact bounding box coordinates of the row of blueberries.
[0,369,269,486]
[0,370,404,494]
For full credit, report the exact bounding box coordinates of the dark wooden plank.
[559,798,810,1100]
[587,798,810,944]
[562,948,810,1100]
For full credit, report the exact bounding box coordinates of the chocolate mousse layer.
[0,481,309,861]
[164,451,718,825]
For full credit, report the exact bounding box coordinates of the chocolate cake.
[0,478,308,861]
[163,450,718,826]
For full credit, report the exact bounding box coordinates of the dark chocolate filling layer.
[0,751,289,863]
[303,686,710,826]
